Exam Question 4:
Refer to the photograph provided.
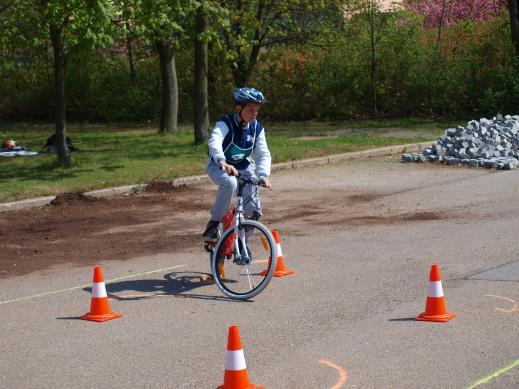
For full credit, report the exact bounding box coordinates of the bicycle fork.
[232,197,253,265]
[232,210,255,289]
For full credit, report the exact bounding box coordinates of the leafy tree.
[509,0,519,56]
[112,0,140,83]
[403,1,510,111]
[128,0,199,133]
[0,0,114,167]
[218,0,347,87]
[347,0,394,115]
[344,1,426,115]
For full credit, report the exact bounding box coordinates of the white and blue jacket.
[208,113,271,178]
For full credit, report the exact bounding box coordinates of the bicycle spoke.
[245,266,254,290]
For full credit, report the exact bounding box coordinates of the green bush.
[0,12,517,123]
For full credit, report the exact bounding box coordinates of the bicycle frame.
[221,179,251,263]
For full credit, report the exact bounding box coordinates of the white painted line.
[467,358,519,388]
[0,264,186,306]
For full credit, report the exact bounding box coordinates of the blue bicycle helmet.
[232,87,267,104]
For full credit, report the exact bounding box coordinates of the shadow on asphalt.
[388,317,417,321]
[86,271,250,303]
[56,271,250,320]
[56,317,83,320]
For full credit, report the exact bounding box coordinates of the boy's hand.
[260,176,272,189]
[220,162,238,176]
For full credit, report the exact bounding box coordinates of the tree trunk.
[368,2,378,116]
[50,23,70,167]
[156,39,178,133]
[509,0,519,57]
[194,6,209,145]
[232,52,251,87]
[125,21,137,83]
[425,0,447,113]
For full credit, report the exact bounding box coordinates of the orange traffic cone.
[260,229,294,277]
[218,326,264,389]
[416,264,456,322]
[81,266,122,322]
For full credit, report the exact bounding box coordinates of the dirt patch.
[146,180,185,193]
[348,193,383,203]
[400,211,443,221]
[319,211,448,227]
[50,192,99,206]
[0,180,451,279]
[263,190,393,225]
[269,210,321,223]
[0,186,209,278]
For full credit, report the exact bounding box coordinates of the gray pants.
[205,159,262,222]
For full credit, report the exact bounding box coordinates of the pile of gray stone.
[402,115,519,170]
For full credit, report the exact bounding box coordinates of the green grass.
[0,118,458,203]
[268,117,466,137]
[269,134,428,161]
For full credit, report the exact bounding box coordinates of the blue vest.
[219,114,264,170]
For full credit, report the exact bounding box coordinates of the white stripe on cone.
[427,281,444,298]
[276,243,283,257]
[92,282,108,298]
[225,350,247,371]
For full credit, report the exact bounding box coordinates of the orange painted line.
[319,359,347,389]
[485,295,519,313]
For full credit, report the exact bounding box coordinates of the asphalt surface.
[1,157,519,388]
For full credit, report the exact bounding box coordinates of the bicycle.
[204,176,277,300]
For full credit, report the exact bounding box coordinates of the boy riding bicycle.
[202,87,272,243]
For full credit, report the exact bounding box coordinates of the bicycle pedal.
[204,242,215,253]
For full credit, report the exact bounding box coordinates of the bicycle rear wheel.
[211,220,277,300]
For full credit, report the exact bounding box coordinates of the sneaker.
[202,220,220,242]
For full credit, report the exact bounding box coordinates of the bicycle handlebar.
[219,164,267,187]
[237,175,267,188]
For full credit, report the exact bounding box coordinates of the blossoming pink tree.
[404,0,505,28]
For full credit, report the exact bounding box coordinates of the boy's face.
[236,103,261,124]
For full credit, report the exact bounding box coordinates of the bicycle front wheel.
[211,220,277,300]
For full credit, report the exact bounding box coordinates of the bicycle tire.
[210,220,277,300]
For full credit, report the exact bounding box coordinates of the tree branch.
[0,0,16,14]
